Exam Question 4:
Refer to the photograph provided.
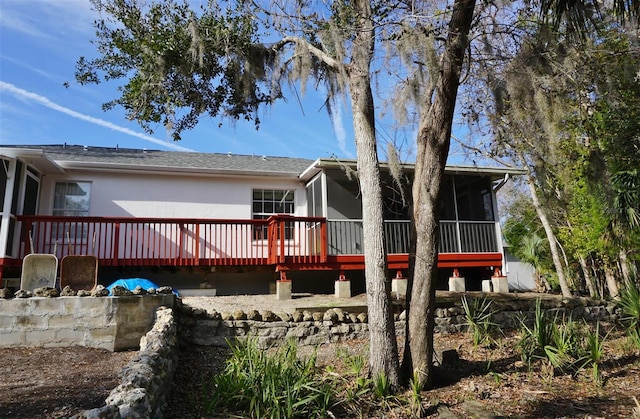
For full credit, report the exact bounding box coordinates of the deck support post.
[448,268,466,292]
[276,271,292,300]
[391,270,407,298]
[335,272,351,298]
[491,268,509,293]
[481,280,492,293]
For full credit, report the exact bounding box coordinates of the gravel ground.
[181,292,371,314]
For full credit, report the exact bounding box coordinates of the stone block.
[56,328,86,343]
[491,276,509,293]
[482,280,492,293]
[391,278,408,298]
[25,329,56,344]
[276,280,292,300]
[448,277,466,292]
[0,314,14,328]
[1,331,25,347]
[15,315,47,328]
[335,280,351,299]
[47,314,77,328]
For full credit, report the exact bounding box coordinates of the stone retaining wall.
[0,295,175,351]
[74,307,178,419]
[176,297,621,348]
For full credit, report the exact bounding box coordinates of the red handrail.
[16,215,328,268]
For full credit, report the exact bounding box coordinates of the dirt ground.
[2,293,640,418]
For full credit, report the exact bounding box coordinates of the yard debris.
[14,289,32,298]
[132,285,147,295]
[91,285,109,297]
[110,285,133,296]
[33,287,60,297]
[60,285,77,296]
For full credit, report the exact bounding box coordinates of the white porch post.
[0,159,17,257]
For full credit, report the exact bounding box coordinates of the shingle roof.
[1,144,314,176]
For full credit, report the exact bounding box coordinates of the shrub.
[617,280,640,349]
[204,338,335,418]
[461,296,497,347]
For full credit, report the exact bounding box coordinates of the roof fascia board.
[56,160,302,178]
[0,148,65,174]
[312,158,526,178]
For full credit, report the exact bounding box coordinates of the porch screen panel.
[439,221,458,253]
[459,222,498,252]
[384,221,410,254]
[327,220,363,255]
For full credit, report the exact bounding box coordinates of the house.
[0,144,524,295]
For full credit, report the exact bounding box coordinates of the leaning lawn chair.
[20,232,58,292]
[60,232,98,292]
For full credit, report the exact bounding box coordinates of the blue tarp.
[106,278,179,296]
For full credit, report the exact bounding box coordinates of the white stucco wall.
[38,171,307,219]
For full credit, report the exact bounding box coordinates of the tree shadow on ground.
[432,353,522,388]
[523,396,631,418]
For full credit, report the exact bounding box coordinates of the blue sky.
[0,0,357,158]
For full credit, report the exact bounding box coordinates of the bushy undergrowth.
[202,295,640,417]
[204,338,426,418]
[461,296,498,347]
[517,298,610,383]
[204,338,334,418]
[618,280,640,349]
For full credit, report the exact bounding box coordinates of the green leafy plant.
[582,321,609,385]
[373,372,391,400]
[205,337,336,418]
[461,296,497,347]
[409,370,425,416]
[517,299,591,375]
[517,299,555,366]
[617,280,640,349]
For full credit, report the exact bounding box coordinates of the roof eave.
[56,161,303,178]
[312,158,526,179]
[0,148,65,174]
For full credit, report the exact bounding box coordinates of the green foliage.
[373,372,391,400]
[409,370,425,416]
[617,280,640,349]
[517,299,594,376]
[461,296,497,347]
[77,0,269,140]
[205,338,335,418]
[583,321,608,385]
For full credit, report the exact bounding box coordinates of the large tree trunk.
[349,0,401,389]
[604,262,620,299]
[579,255,598,298]
[521,161,572,297]
[403,0,476,390]
[619,248,633,284]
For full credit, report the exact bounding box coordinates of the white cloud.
[0,0,96,39]
[0,81,194,152]
[329,101,354,158]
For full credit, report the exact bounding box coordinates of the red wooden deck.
[3,215,503,277]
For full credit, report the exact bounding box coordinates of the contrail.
[0,81,194,152]
[330,101,354,158]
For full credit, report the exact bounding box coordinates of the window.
[53,182,91,216]
[252,189,295,239]
[53,182,91,240]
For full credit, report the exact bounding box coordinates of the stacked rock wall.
[177,297,621,348]
[74,307,177,419]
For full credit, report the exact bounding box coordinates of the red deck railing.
[17,215,327,268]
[12,215,501,273]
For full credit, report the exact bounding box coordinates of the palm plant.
[617,280,640,348]
[461,296,497,347]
